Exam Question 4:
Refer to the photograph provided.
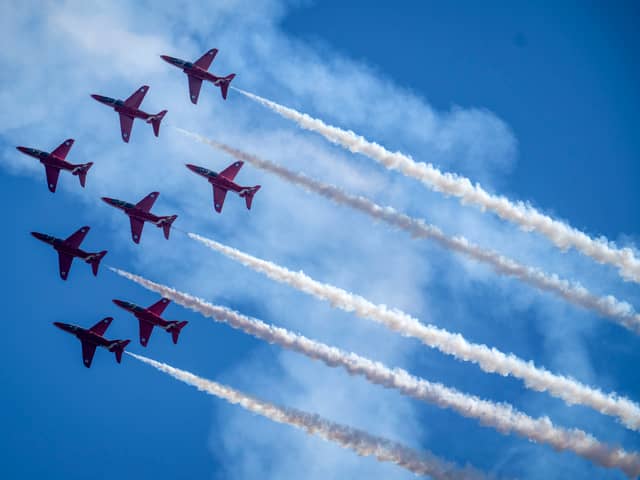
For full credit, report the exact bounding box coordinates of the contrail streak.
[128,352,485,480]
[112,268,640,477]
[175,128,640,336]
[232,87,640,284]
[187,233,640,432]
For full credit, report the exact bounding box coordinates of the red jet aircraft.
[91,86,167,143]
[101,192,178,244]
[31,226,107,280]
[113,297,188,347]
[160,48,236,104]
[186,161,261,213]
[54,318,130,368]
[16,139,93,192]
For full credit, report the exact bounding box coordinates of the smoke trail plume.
[129,352,485,480]
[113,268,640,477]
[175,128,640,336]
[232,87,640,284]
[187,233,640,432]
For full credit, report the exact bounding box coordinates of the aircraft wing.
[213,186,228,213]
[148,298,170,316]
[81,341,97,368]
[89,317,113,336]
[44,165,61,193]
[58,253,74,280]
[64,226,90,248]
[135,192,159,212]
[51,139,74,160]
[124,85,149,109]
[194,48,218,70]
[119,114,134,143]
[219,161,244,181]
[138,320,154,347]
[188,75,203,104]
[129,217,145,244]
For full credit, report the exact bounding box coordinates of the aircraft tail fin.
[168,321,188,344]
[240,185,261,210]
[72,162,93,188]
[88,250,108,276]
[150,110,168,137]
[219,74,235,100]
[159,214,178,240]
[111,339,131,364]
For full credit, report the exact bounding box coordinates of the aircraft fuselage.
[160,56,227,85]
[16,146,79,173]
[101,198,166,226]
[53,322,114,349]
[112,300,174,331]
[91,95,154,122]
[185,164,251,195]
[31,232,99,263]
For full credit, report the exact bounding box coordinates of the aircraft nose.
[185,164,198,173]
[112,299,127,309]
[16,146,28,154]
[30,231,46,241]
[101,197,116,206]
[53,322,65,330]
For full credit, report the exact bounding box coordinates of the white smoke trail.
[187,233,640,432]
[128,352,485,480]
[113,268,640,477]
[175,128,640,335]
[232,87,640,284]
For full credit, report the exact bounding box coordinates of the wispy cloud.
[113,268,640,477]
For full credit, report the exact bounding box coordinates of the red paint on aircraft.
[16,139,93,192]
[186,161,261,213]
[91,86,167,142]
[101,192,177,244]
[160,49,235,104]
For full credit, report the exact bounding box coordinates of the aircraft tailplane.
[219,74,236,100]
[241,185,261,210]
[169,321,188,344]
[111,339,131,363]
[88,250,108,276]
[150,110,168,137]
[73,162,93,188]
[160,215,178,240]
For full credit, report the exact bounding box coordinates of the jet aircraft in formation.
[25,47,256,368]
[16,139,93,193]
[91,86,167,143]
[186,161,261,213]
[161,48,236,104]
[54,318,130,368]
[113,297,188,347]
[31,226,107,280]
[102,192,178,244]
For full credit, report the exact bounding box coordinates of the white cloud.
[2,1,635,478]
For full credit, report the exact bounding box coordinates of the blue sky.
[1,1,639,479]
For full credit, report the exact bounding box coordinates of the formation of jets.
[22,48,258,367]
